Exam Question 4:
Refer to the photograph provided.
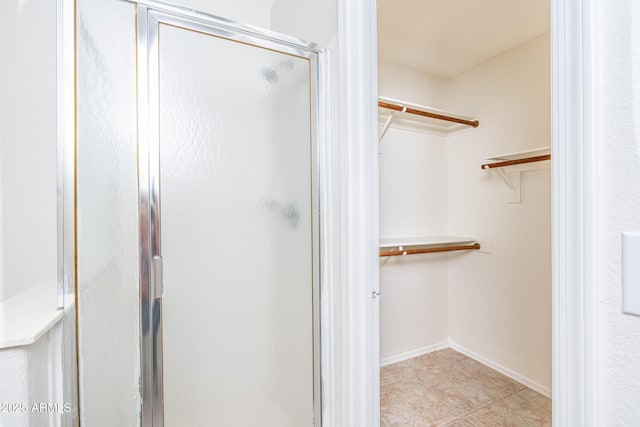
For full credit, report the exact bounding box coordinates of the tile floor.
[380,348,552,426]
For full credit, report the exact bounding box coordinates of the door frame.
[339,0,597,425]
[334,0,380,425]
[550,0,599,425]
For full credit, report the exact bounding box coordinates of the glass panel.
[76,1,140,425]
[159,24,315,426]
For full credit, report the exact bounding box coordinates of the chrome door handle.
[153,255,163,298]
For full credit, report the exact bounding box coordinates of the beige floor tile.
[509,388,552,414]
[432,348,471,364]
[464,403,551,426]
[380,349,552,426]
[440,417,475,426]
[381,363,411,387]
[421,363,515,414]
[381,378,460,426]
[464,389,551,426]
[457,358,526,398]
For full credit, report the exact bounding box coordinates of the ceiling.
[378,0,550,78]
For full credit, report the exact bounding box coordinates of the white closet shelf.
[379,236,480,258]
[378,96,480,138]
[485,146,550,162]
[380,235,476,249]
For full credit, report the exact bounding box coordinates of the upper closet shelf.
[379,235,480,258]
[378,96,480,140]
[380,235,476,248]
[481,146,551,170]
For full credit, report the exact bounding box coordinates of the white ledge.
[485,146,550,161]
[380,235,476,249]
[0,280,64,349]
[378,96,481,136]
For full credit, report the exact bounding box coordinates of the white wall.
[171,0,275,27]
[379,60,447,109]
[596,1,640,424]
[271,0,336,47]
[378,61,450,361]
[0,0,57,303]
[378,61,448,240]
[446,33,551,393]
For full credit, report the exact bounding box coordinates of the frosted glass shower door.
[154,19,319,427]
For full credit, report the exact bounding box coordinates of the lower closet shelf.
[379,236,480,257]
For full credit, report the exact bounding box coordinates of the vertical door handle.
[153,255,163,298]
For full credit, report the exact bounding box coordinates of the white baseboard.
[380,341,448,367]
[380,341,552,399]
[448,340,552,398]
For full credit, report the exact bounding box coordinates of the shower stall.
[135,3,323,425]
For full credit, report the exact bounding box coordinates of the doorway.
[376,1,552,424]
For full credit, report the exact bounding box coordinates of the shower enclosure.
[136,3,323,425]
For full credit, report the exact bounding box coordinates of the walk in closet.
[377,1,552,424]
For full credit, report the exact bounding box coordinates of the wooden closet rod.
[481,154,551,170]
[379,243,481,257]
[378,100,480,128]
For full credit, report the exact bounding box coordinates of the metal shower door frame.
[134,1,324,425]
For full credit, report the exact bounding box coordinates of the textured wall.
[597,1,640,424]
[271,0,337,46]
[0,325,64,427]
[178,0,275,28]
